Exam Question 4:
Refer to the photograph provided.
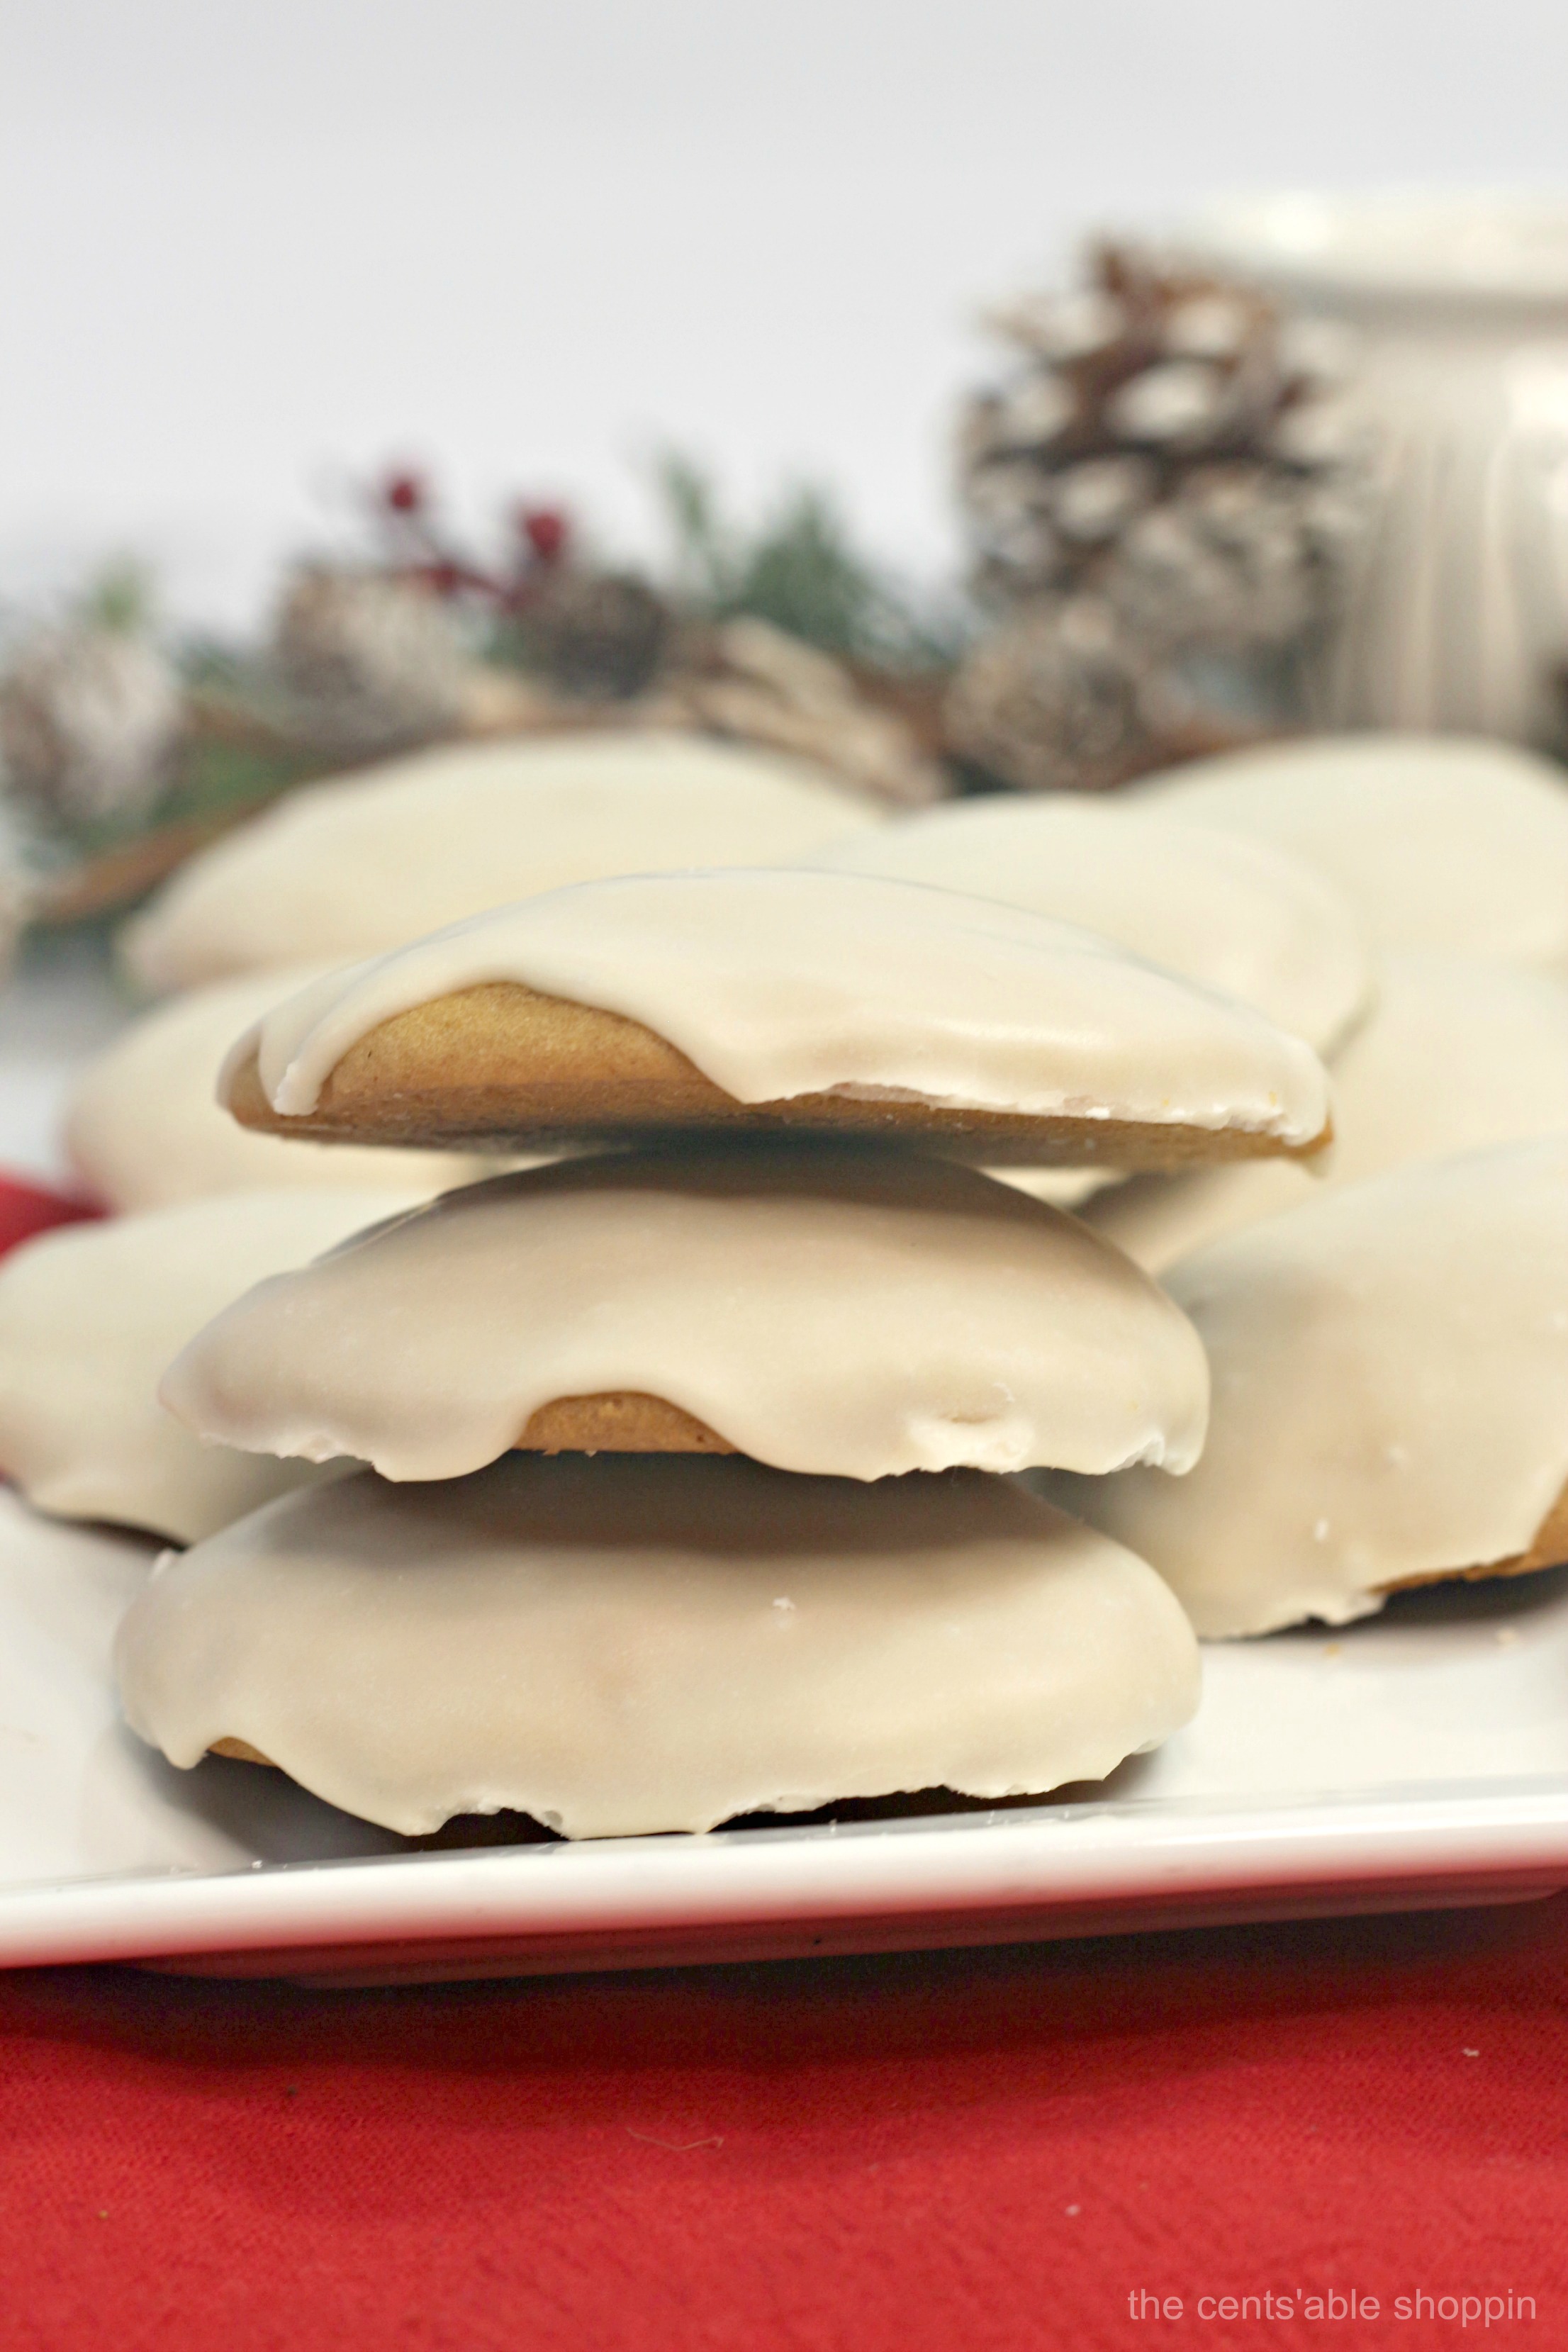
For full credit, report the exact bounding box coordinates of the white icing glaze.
[65,968,489,1212]
[0,1191,423,1544]
[162,1148,1209,1483]
[121,732,875,992]
[814,797,1372,1053]
[226,870,1330,1145]
[113,1454,1202,1837]
[1128,734,1568,964]
[1048,1138,1568,1636]
[1087,949,1568,1272]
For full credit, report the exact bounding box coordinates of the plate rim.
[5,1774,1568,1975]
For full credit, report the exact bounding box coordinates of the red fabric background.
[3,1907,1567,2352]
[0,1177,1563,2350]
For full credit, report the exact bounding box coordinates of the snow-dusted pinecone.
[663,616,945,808]
[0,623,183,829]
[271,567,481,755]
[520,569,674,700]
[951,243,1370,788]
[945,595,1183,793]
[958,243,1367,651]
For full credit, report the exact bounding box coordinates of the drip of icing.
[812,795,1372,1055]
[221,868,1330,1143]
[161,1149,1210,1484]
[1046,1138,1568,1635]
[113,1454,1202,1838]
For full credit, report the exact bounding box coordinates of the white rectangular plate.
[1,1489,1566,1983]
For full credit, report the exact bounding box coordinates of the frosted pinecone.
[0,623,183,829]
[666,616,944,808]
[272,567,478,755]
[957,243,1370,655]
[945,596,1179,793]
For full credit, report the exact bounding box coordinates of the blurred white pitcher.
[1187,191,1568,748]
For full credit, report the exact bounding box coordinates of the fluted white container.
[1187,192,1568,746]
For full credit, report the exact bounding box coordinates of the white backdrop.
[3,0,1567,630]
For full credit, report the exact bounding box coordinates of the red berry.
[520,505,570,562]
[383,470,427,515]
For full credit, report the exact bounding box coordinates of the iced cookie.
[0,1190,424,1544]
[1048,1139,1568,1636]
[814,795,1372,1055]
[162,1148,1209,1483]
[219,870,1332,1167]
[121,731,878,992]
[1127,734,1568,964]
[114,1453,1202,1838]
[1085,950,1568,1272]
[65,968,489,1212]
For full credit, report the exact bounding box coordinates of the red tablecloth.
[0,1170,101,1255]
[4,1905,1567,2351]
[1,1177,1564,2348]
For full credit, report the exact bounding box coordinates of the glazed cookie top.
[224,869,1331,1147]
[161,1148,1210,1484]
[0,1189,424,1545]
[114,1454,1202,1838]
[1126,733,1568,964]
[65,967,489,1214]
[120,731,877,992]
[813,796,1372,1055]
[1048,1137,1568,1636]
[1086,949,1568,1273]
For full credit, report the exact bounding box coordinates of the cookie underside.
[228,984,1331,1168]
[517,1390,734,1455]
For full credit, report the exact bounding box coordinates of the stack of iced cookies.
[115,865,1337,1839]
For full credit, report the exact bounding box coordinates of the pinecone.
[518,569,674,700]
[271,567,486,756]
[946,596,1180,794]
[951,244,1370,787]
[662,617,944,808]
[0,622,183,830]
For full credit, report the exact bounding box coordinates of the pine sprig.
[651,452,962,673]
